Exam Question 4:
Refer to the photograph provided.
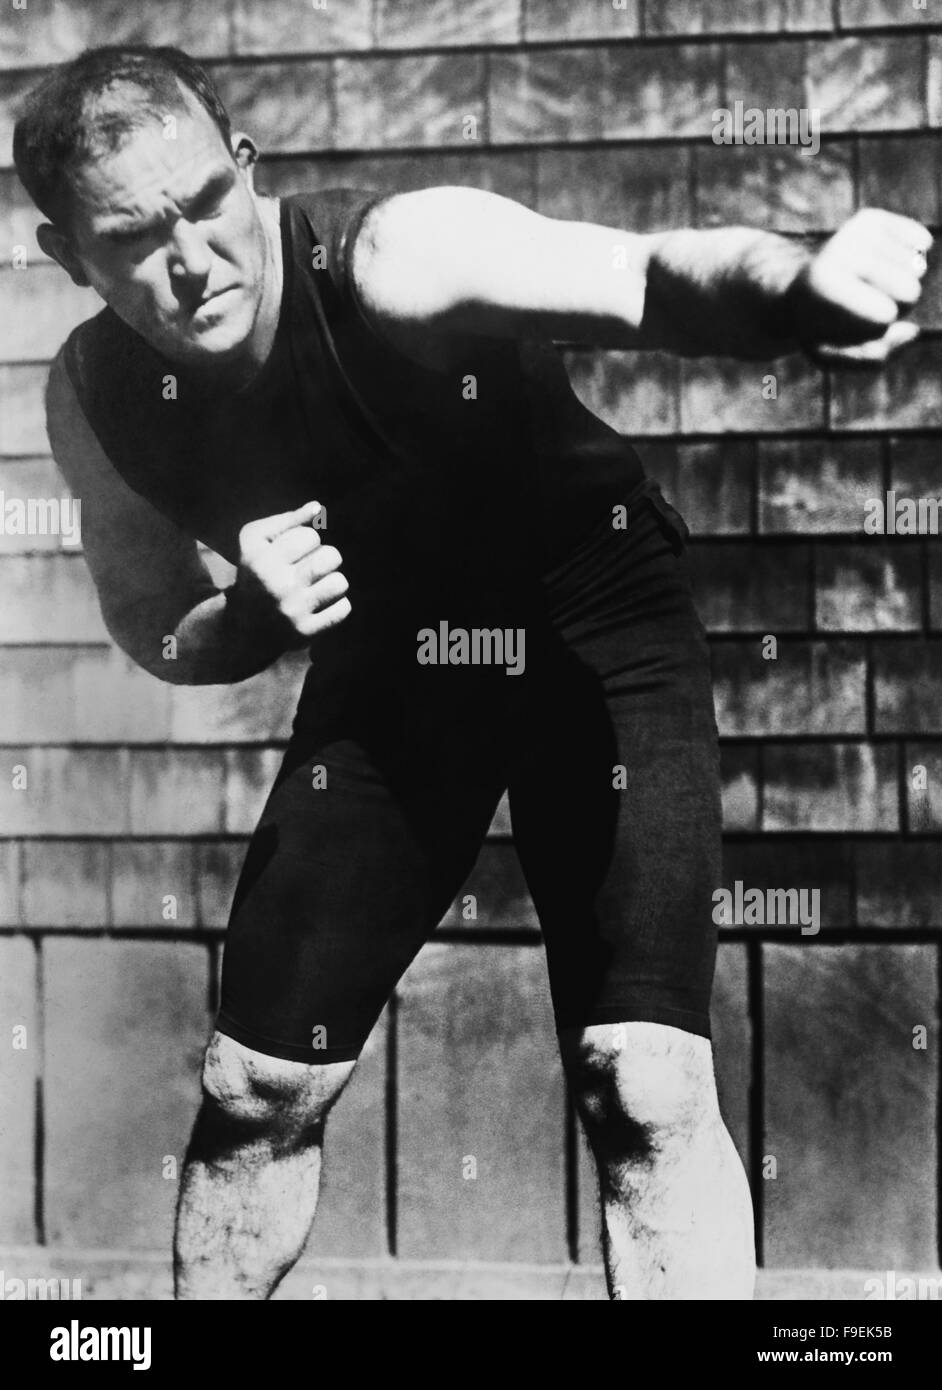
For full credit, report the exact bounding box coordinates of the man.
[14,45,929,1301]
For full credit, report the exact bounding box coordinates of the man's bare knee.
[564,1021,720,1162]
[200,1031,355,1141]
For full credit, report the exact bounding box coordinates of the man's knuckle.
[304,596,351,637]
[317,573,348,601]
[324,597,351,627]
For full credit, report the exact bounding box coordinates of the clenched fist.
[788,208,933,365]
[234,500,350,644]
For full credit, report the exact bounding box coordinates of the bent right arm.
[45,351,301,685]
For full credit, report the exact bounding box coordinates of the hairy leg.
[174,1031,355,1300]
[566,1020,755,1301]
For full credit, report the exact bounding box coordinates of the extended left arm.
[352,186,931,365]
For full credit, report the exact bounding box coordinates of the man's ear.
[231,132,260,186]
[36,224,91,288]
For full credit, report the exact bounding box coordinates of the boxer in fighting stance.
[15,46,930,1299]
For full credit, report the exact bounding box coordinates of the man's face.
[63,94,270,366]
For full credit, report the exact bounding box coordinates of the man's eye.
[190,192,226,220]
[104,225,143,245]
[106,233,152,256]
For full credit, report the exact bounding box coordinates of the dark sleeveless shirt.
[63,188,647,679]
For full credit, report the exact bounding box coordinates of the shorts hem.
[555,1003,711,1041]
[215,1013,364,1064]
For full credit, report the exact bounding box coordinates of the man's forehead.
[71,105,231,225]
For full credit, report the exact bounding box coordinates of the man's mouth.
[197,286,234,307]
[187,287,237,320]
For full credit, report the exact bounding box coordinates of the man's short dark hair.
[13,45,233,228]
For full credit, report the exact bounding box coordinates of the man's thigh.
[217,721,507,1066]
[509,507,722,1041]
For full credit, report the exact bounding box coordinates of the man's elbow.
[101,600,285,686]
[103,615,189,684]
[101,602,206,685]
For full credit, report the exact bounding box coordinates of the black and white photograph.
[0,0,940,1338]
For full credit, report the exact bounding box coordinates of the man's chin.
[159,315,254,368]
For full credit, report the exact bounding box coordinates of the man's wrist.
[755,237,815,343]
[223,573,307,656]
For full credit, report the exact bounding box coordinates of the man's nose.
[168,219,212,289]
